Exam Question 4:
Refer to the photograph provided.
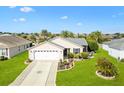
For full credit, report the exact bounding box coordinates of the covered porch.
[63,48,70,58]
[63,48,81,58]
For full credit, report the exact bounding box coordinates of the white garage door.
[34,50,62,60]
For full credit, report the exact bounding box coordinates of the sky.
[0,6,124,34]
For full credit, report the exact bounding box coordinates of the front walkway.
[10,60,58,86]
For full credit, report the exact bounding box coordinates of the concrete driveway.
[10,60,58,86]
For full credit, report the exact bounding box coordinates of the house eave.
[28,41,65,50]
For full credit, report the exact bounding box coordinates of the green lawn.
[56,49,124,86]
[0,51,28,86]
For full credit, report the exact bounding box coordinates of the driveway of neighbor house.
[10,60,58,86]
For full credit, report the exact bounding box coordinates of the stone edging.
[96,71,115,80]
[57,62,75,72]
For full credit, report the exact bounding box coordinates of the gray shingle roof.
[49,37,88,46]
[103,38,124,50]
[0,35,31,48]
[65,38,88,46]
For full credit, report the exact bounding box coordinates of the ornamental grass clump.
[96,57,118,77]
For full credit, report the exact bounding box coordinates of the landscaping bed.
[58,59,74,71]
[56,49,124,86]
[95,57,118,80]
[58,51,93,71]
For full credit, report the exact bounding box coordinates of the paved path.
[10,60,58,86]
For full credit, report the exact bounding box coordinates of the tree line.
[0,30,124,44]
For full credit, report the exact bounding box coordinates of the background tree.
[113,33,121,39]
[121,33,124,38]
[28,34,36,43]
[21,35,28,39]
[60,30,75,38]
[87,31,103,43]
[69,32,75,38]
[77,33,86,38]
[47,32,54,38]
[40,29,49,40]
[60,30,69,37]
[87,40,99,52]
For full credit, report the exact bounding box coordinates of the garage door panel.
[34,50,62,60]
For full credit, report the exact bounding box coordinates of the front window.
[83,46,87,52]
[0,48,7,56]
[27,44,29,48]
[73,48,80,54]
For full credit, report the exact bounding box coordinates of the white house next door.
[34,50,62,61]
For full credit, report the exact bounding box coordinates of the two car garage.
[33,50,62,60]
[29,41,64,61]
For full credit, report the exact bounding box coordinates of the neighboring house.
[29,37,88,61]
[102,34,116,40]
[102,38,124,60]
[0,34,32,59]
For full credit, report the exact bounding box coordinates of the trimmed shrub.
[80,52,89,59]
[0,56,5,61]
[120,59,124,62]
[87,40,99,52]
[27,59,32,63]
[68,52,74,58]
[0,56,8,61]
[4,57,8,60]
[74,54,81,59]
[96,57,118,77]
[25,59,32,64]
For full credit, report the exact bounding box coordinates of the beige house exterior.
[0,34,32,58]
[29,37,88,61]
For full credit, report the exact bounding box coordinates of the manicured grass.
[0,51,28,86]
[56,49,124,86]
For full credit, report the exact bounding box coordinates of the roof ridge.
[48,41,65,48]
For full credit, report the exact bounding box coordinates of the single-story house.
[29,37,88,61]
[0,34,32,59]
[102,38,124,60]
